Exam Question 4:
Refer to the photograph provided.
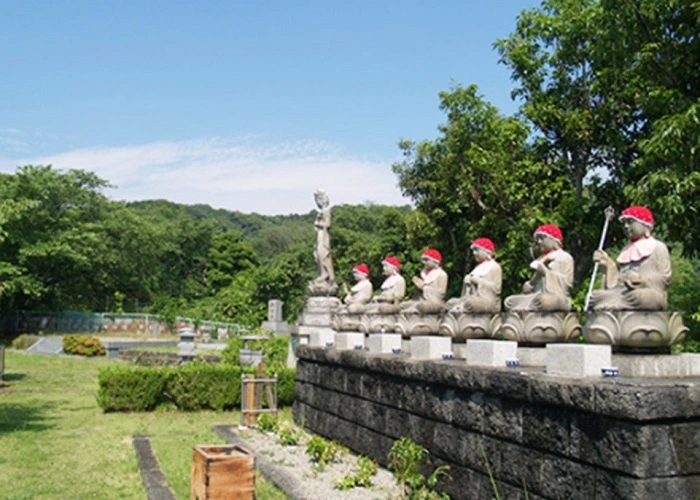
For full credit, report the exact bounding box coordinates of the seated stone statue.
[590,206,671,311]
[401,249,448,314]
[340,263,373,313]
[445,237,502,313]
[364,256,406,313]
[504,224,574,312]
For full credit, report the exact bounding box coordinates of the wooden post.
[242,374,256,427]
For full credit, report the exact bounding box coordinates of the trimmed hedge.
[165,362,242,411]
[97,362,296,412]
[97,366,168,412]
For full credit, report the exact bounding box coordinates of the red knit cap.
[470,237,496,254]
[382,256,400,270]
[619,205,654,227]
[534,224,563,244]
[421,248,442,263]
[353,264,369,276]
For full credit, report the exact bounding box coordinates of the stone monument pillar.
[261,299,290,335]
[288,190,341,367]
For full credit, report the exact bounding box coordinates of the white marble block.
[335,332,365,351]
[547,344,612,377]
[309,329,336,348]
[411,336,453,360]
[466,339,518,367]
[367,333,402,354]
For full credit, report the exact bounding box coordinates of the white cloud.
[0,137,411,215]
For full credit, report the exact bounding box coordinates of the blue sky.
[1,1,539,214]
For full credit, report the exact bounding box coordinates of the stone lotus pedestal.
[331,311,363,332]
[394,313,442,337]
[495,311,581,345]
[584,311,688,351]
[439,312,499,340]
[359,313,398,334]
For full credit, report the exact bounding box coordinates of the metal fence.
[0,310,250,337]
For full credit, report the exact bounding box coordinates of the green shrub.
[11,334,42,350]
[256,413,279,433]
[97,366,169,412]
[336,455,378,490]
[306,436,344,471]
[165,361,242,411]
[276,368,296,406]
[388,437,451,499]
[63,335,106,356]
[276,422,302,446]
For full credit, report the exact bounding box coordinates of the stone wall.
[293,346,700,499]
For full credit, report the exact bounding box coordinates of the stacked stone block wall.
[293,346,700,499]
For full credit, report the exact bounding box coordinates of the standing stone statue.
[590,206,671,311]
[504,224,574,312]
[445,238,502,314]
[308,190,338,296]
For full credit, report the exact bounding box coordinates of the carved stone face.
[534,233,560,254]
[621,218,650,241]
[471,246,490,263]
[382,263,396,276]
[352,270,365,282]
[421,257,438,270]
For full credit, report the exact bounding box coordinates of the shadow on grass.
[0,401,55,435]
[2,373,27,382]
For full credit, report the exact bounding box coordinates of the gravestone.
[261,299,290,335]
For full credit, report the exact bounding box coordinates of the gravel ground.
[235,424,403,500]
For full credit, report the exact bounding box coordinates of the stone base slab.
[612,353,700,377]
[367,333,402,354]
[547,344,611,378]
[410,336,453,360]
[517,346,547,367]
[309,329,336,348]
[335,332,365,351]
[466,339,518,368]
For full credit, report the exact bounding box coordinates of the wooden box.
[191,445,255,500]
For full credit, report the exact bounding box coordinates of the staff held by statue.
[584,206,615,311]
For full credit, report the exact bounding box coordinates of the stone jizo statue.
[445,237,502,314]
[589,206,671,311]
[401,249,448,314]
[504,224,574,312]
[362,256,406,315]
[372,256,406,305]
[341,263,373,313]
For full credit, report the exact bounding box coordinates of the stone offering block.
[335,332,365,351]
[367,333,401,354]
[410,336,453,360]
[547,344,611,378]
[465,339,518,367]
[309,329,336,348]
[191,445,254,500]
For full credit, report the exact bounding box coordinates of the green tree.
[393,84,574,296]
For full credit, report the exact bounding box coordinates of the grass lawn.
[0,349,286,499]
